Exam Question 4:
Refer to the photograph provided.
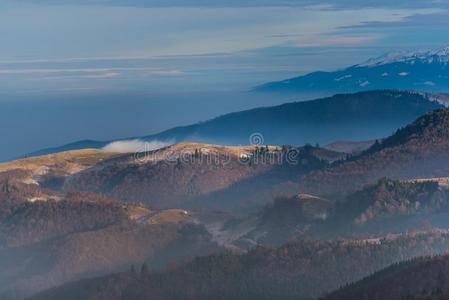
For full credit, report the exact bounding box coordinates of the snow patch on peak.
[335,74,352,81]
[360,81,370,87]
[430,46,449,57]
[359,50,411,67]
[357,46,449,67]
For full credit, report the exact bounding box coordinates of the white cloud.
[292,35,380,48]
[0,67,182,76]
[0,2,446,92]
[0,5,441,61]
[102,139,172,153]
[12,0,449,9]
[335,74,352,81]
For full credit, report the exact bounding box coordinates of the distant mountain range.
[25,90,445,158]
[256,46,449,93]
[5,104,449,298]
[7,47,449,300]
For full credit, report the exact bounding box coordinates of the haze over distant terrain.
[4,1,449,299]
[0,91,310,161]
[2,0,449,160]
[24,90,445,158]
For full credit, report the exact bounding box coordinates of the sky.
[1,0,449,160]
[1,0,449,93]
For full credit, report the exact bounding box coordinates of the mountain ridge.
[29,230,449,300]
[324,253,449,300]
[298,108,449,198]
[256,46,449,93]
[23,90,444,158]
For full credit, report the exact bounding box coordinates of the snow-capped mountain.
[256,46,449,93]
[359,47,449,67]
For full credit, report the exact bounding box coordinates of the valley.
[4,4,449,299]
[4,100,449,298]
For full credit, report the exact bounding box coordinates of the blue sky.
[1,0,449,93]
[2,0,449,160]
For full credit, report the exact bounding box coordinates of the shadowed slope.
[299,108,449,198]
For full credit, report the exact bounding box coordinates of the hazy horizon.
[2,0,449,160]
[0,90,328,161]
[4,2,449,299]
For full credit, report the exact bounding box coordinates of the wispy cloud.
[290,35,380,48]
[0,5,439,61]
[11,0,449,9]
[0,67,184,82]
[42,72,120,80]
[0,2,448,92]
[102,139,172,153]
[0,67,183,75]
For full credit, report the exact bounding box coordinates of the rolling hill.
[25,90,443,157]
[37,142,336,213]
[298,108,449,198]
[223,177,449,247]
[4,102,449,299]
[29,230,449,300]
[0,196,218,299]
[0,160,220,299]
[324,254,449,300]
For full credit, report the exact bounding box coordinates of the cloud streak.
[12,0,449,9]
[290,35,381,48]
[0,2,447,92]
[0,67,184,82]
[0,67,183,75]
[102,139,172,153]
